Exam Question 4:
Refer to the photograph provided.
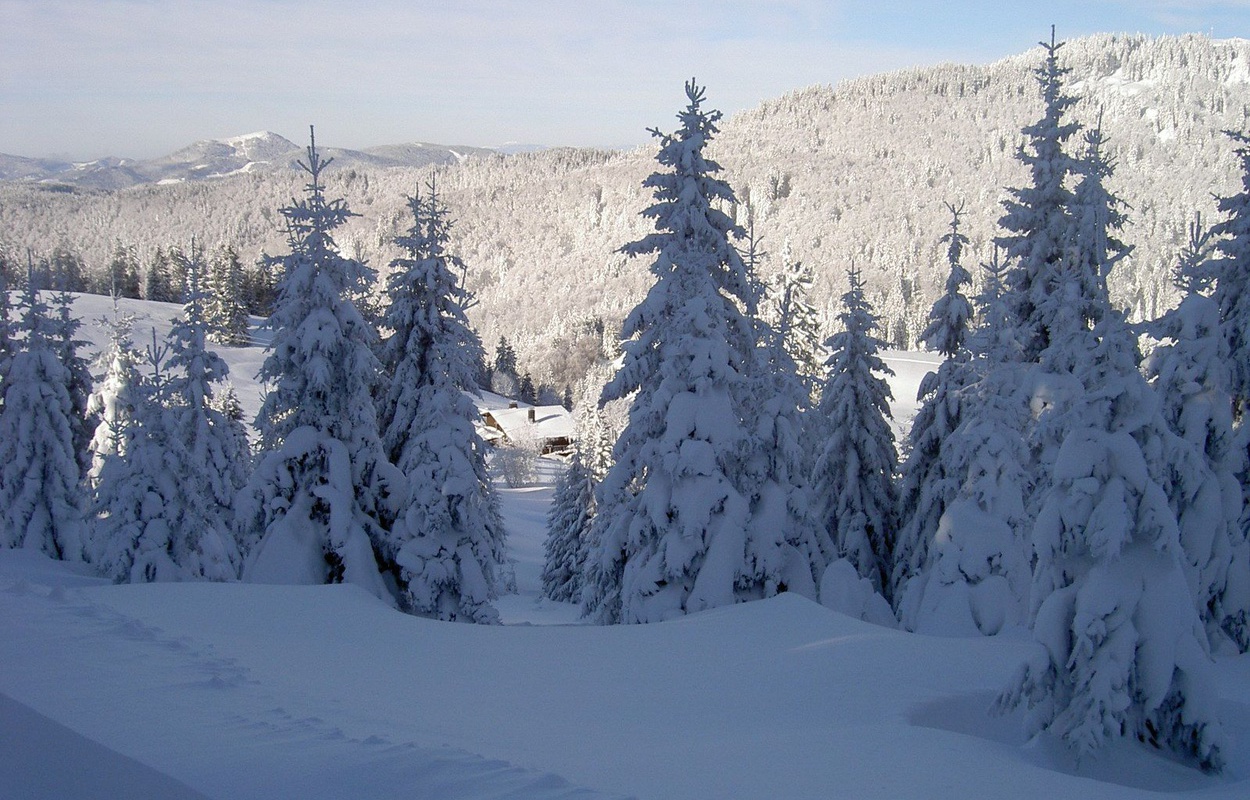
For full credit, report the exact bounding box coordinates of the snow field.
[2,546,1247,799]
[0,294,1246,798]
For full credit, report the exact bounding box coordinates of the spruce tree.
[86,300,141,485]
[542,446,595,603]
[1146,218,1248,651]
[996,29,1082,362]
[1212,130,1250,418]
[144,247,177,303]
[0,272,85,560]
[0,256,13,414]
[519,372,537,405]
[899,251,1034,634]
[379,180,505,623]
[998,312,1226,772]
[766,257,824,403]
[581,81,764,624]
[104,243,142,299]
[742,233,828,601]
[165,257,249,577]
[892,204,975,607]
[809,267,898,597]
[206,244,251,346]
[237,128,400,602]
[51,278,94,477]
[92,264,248,583]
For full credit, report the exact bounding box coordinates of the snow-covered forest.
[2,30,1250,799]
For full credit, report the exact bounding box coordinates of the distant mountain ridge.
[0,131,501,189]
[3,33,1249,392]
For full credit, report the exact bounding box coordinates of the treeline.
[0,240,277,322]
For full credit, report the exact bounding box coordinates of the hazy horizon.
[3,0,1250,161]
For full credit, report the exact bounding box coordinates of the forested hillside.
[2,33,1248,389]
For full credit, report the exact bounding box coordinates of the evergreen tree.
[0,257,13,414]
[86,300,141,485]
[242,256,278,316]
[91,262,249,583]
[581,81,764,624]
[494,335,518,377]
[0,272,85,560]
[899,251,1034,634]
[165,244,192,305]
[1212,130,1250,418]
[740,226,828,601]
[519,372,537,405]
[237,128,400,603]
[379,180,505,623]
[490,335,520,396]
[1146,218,1248,651]
[48,246,87,294]
[996,29,1082,362]
[765,256,824,403]
[144,247,177,303]
[809,267,898,596]
[104,243,142,299]
[206,244,251,346]
[542,446,595,602]
[998,312,1225,772]
[51,278,95,477]
[892,204,975,607]
[166,256,249,576]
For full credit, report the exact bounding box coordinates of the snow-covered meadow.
[1,294,1247,799]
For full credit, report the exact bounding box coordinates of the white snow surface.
[0,295,1247,798]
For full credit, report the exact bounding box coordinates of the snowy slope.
[2,553,1247,799]
[0,295,1246,798]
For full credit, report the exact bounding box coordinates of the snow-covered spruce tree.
[542,367,621,605]
[0,273,85,560]
[51,278,95,477]
[996,30,1082,363]
[765,255,825,404]
[379,179,505,623]
[542,445,595,603]
[810,267,897,598]
[899,249,1034,634]
[166,257,249,577]
[237,129,400,602]
[1027,122,1131,530]
[1212,130,1250,419]
[91,264,249,583]
[206,244,251,347]
[998,310,1225,772]
[86,300,141,485]
[1147,217,1248,652]
[581,81,778,624]
[90,337,191,581]
[736,222,828,601]
[104,243,142,300]
[1208,131,1250,650]
[144,246,179,304]
[490,335,520,396]
[1062,123,1124,325]
[892,203,975,607]
[0,259,13,412]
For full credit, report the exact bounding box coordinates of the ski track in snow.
[0,579,631,800]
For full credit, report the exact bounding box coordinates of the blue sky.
[2,0,1249,159]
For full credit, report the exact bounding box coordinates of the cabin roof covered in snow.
[486,404,575,443]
